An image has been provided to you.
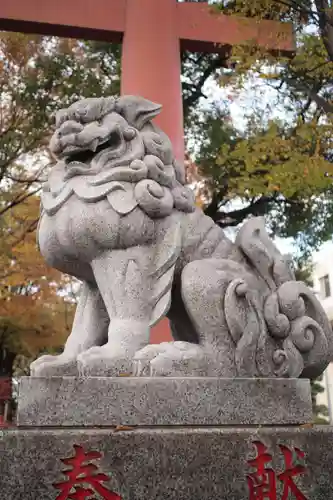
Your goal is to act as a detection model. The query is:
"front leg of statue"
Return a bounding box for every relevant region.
[77,248,153,376]
[30,281,109,376]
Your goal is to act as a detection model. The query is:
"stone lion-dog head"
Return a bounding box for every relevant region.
[46,96,195,218]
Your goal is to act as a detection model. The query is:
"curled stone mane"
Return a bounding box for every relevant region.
[46,95,195,218]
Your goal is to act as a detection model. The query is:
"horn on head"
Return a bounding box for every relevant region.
[115,95,162,130]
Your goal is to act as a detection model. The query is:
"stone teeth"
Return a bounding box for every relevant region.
[90,139,99,152]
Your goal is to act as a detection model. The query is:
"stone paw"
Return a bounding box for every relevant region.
[77,345,134,376]
[30,353,78,377]
[133,341,219,377]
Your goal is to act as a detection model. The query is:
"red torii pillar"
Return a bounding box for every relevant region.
[121,0,184,161]
[0,0,294,343]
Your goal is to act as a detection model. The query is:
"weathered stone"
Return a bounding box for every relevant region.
[29,95,333,379]
[1,426,333,499]
[17,377,312,427]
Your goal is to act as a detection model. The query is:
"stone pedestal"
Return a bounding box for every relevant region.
[2,377,333,499]
[2,426,333,499]
[17,377,312,426]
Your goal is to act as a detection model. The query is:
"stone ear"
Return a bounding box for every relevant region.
[115,95,162,129]
[55,108,68,128]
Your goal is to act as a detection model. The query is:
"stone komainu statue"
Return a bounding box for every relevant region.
[31,95,333,379]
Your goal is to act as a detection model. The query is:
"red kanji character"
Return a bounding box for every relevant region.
[54,445,122,500]
[278,445,308,500]
[247,441,277,500]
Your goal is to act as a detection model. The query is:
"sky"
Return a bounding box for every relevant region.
[312,239,333,264]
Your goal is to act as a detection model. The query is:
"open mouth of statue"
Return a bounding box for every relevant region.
[63,132,124,180]
[66,142,106,165]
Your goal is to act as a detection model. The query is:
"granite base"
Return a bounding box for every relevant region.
[17,376,312,426]
[1,426,333,499]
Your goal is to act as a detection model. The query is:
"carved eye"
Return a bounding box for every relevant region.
[123,127,136,141]
[74,108,88,121]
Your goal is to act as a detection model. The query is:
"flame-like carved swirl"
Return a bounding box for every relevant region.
[264,293,290,339]
[224,278,289,377]
[145,155,175,187]
[142,130,173,165]
[172,186,195,213]
[289,316,320,353]
[272,349,289,377]
[134,179,173,218]
[263,280,333,378]
[224,277,330,378]
[277,282,306,320]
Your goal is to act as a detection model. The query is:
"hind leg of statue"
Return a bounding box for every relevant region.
[134,259,252,377]
[133,280,211,377]
[30,281,109,376]
[77,249,152,376]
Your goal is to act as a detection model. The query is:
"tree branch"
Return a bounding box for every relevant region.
[314,0,333,61]
[308,89,333,113]
[211,196,275,227]
[0,188,41,217]
[183,57,224,113]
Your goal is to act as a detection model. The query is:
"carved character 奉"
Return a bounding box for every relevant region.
[31,96,333,378]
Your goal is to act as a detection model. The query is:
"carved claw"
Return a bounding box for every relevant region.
[134,341,221,377]
[30,354,78,377]
[76,345,134,377]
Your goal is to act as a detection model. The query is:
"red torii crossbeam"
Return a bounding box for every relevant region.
[0,0,294,343]
[0,0,294,162]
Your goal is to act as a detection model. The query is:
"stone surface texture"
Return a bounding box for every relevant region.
[29,95,333,379]
[17,376,312,427]
[1,426,333,499]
